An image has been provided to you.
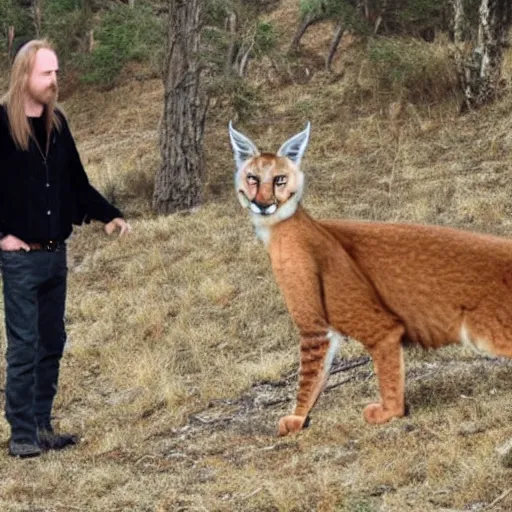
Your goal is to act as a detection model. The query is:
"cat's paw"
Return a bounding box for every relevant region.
[363,403,403,424]
[278,415,306,436]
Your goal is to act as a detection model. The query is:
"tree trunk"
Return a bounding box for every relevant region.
[454,0,512,110]
[224,11,238,74]
[32,0,42,37]
[326,21,344,72]
[452,0,465,44]
[153,0,207,215]
[8,26,15,59]
[237,39,255,77]
[289,11,322,54]
[373,0,388,34]
[356,0,369,21]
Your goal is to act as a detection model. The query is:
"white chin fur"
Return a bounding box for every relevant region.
[249,203,278,216]
[250,192,301,228]
[250,203,262,214]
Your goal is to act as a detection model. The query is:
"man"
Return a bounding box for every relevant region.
[0,39,131,458]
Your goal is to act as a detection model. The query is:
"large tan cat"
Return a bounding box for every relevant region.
[228,121,512,437]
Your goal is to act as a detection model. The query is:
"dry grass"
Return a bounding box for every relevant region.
[2,14,512,512]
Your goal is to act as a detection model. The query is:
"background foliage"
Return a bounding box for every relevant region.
[81,3,164,86]
[0,0,486,87]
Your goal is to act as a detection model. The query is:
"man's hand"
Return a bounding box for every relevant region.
[0,235,30,252]
[104,217,131,237]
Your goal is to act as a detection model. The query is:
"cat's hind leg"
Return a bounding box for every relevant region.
[363,325,406,424]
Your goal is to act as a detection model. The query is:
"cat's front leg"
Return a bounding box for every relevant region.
[278,328,339,436]
[278,415,307,436]
[271,251,334,436]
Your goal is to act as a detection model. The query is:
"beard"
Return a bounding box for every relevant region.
[29,84,58,106]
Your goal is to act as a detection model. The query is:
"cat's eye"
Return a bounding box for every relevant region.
[274,175,287,187]
[247,175,259,185]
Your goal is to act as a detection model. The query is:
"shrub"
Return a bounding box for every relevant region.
[207,74,263,120]
[81,2,164,87]
[254,20,276,55]
[299,0,368,34]
[43,0,91,64]
[364,36,458,103]
[0,0,33,54]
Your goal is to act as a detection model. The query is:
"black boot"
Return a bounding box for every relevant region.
[8,439,42,458]
[37,426,79,451]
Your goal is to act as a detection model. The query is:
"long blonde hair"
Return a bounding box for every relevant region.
[0,39,62,151]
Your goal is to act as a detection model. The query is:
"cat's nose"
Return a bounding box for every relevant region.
[255,182,273,204]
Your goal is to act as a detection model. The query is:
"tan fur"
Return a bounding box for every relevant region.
[229,123,512,436]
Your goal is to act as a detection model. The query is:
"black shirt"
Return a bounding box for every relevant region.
[0,105,123,242]
[28,114,59,238]
[30,115,47,155]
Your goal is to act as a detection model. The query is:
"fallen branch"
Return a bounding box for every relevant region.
[48,503,81,511]
[135,454,158,466]
[190,413,233,425]
[485,488,512,510]
[241,487,262,500]
[259,397,291,407]
[409,370,437,382]
[325,374,359,392]
[260,356,371,389]
[330,356,371,375]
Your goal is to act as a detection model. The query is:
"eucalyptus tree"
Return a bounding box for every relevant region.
[453,0,512,110]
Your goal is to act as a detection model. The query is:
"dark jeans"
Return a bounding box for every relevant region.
[1,247,67,443]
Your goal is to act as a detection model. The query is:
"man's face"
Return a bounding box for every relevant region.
[26,48,59,106]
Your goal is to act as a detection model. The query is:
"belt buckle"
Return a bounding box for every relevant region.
[45,240,57,252]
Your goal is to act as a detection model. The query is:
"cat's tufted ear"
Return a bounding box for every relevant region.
[276,121,310,167]
[228,121,260,170]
